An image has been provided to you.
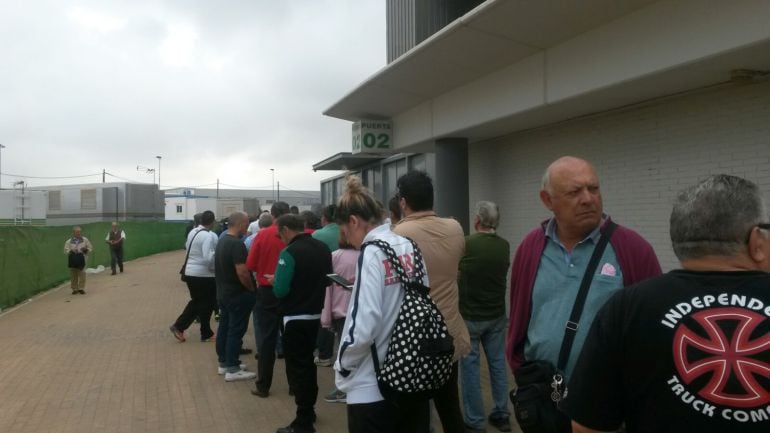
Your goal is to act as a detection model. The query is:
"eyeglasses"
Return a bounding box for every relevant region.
[747,223,770,243]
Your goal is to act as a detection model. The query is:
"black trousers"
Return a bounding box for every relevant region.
[347,393,430,433]
[283,318,320,430]
[316,327,335,360]
[110,247,123,272]
[434,362,464,433]
[255,287,281,393]
[173,276,217,339]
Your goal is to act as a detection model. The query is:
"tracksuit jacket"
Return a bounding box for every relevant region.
[334,223,429,404]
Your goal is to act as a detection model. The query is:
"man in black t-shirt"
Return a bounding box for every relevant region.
[563,174,770,433]
[214,211,257,382]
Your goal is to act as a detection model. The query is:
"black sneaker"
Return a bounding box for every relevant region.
[488,416,511,432]
[251,388,269,398]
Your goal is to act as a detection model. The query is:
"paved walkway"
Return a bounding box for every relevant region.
[0,250,517,433]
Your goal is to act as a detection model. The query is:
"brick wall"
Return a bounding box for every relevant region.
[469,80,770,271]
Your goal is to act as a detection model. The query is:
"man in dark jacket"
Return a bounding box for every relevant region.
[268,214,332,433]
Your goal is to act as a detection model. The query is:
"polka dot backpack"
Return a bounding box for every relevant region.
[362,238,455,396]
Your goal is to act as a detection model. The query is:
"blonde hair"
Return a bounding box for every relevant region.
[336,175,383,226]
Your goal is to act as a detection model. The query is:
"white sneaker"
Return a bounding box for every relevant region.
[224,370,257,382]
[218,364,248,375]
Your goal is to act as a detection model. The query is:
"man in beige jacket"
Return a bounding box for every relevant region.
[64,226,93,295]
[393,170,470,433]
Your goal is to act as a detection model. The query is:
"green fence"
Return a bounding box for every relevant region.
[0,221,187,310]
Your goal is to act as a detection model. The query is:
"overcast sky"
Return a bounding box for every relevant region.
[0,1,385,192]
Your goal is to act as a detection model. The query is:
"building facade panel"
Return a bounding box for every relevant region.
[39,182,163,226]
[319,153,436,207]
[546,0,770,103]
[469,80,770,272]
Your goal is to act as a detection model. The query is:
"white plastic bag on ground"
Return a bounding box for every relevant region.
[85,265,105,274]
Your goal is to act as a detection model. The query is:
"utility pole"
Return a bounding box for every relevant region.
[270,168,275,202]
[217,178,220,198]
[155,156,162,188]
[277,181,280,201]
[0,144,6,189]
[102,169,106,183]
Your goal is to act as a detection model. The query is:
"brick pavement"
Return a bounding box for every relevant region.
[0,250,518,433]
[0,250,347,433]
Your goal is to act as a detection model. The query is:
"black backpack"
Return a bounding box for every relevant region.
[362,238,454,397]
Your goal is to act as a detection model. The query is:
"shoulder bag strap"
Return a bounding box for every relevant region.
[556,220,617,372]
[182,228,207,272]
[402,237,427,284]
[361,238,409,375]
[363,239,410,285]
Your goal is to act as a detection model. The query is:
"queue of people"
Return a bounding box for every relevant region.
[161,156,769,433]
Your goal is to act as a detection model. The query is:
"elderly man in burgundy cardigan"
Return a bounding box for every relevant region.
[506,156,662,383]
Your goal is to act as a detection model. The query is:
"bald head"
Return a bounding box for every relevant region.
[542,156,597,194]
[227,211,249,236]
[229,211,248,227]
[540,156,604,248]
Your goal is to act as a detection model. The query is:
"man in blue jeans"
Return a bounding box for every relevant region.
[458,201,512,432]
[215,211,257,381]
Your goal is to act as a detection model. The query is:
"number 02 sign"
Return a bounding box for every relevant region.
[352,120,392,154]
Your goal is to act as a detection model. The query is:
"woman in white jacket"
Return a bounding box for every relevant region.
[334,176,430,433]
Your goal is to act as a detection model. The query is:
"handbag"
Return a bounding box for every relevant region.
[180,228,207,282]
[68,251,86,270]
[510,221,617,433]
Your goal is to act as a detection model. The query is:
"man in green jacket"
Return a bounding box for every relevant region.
[270,214,333,433]
[459,201,512,433]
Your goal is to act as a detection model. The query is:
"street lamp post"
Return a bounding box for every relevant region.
[156,156,162,188]
[0,144,5,189]
[270,168,275,202]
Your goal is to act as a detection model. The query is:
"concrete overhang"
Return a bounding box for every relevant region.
[324,0,658,121]
[312,152,386,171]
[324,0,770,151]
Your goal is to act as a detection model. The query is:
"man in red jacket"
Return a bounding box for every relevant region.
[247,201,290,397]
[507,156,662,386]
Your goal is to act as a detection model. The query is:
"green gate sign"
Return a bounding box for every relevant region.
[352,120,392,154]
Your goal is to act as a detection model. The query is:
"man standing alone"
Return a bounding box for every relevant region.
[459,201,512,433]
[105,222,125,275]
[64,226,92,295]
[215,211,257,381]
[270,214,332,433]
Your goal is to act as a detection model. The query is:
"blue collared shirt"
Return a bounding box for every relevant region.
[524,217,624,380]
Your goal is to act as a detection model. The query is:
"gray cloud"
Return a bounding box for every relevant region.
[0,0,384,190]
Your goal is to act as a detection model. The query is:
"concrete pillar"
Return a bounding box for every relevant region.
[434,138,469,234]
